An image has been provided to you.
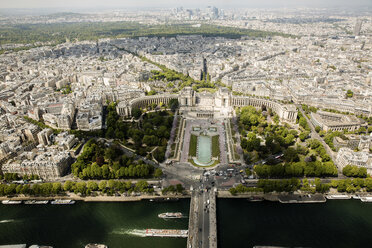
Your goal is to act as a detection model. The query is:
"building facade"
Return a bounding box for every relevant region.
[310,111,364,132]
[116,87,298,123]
[2,150,72,180]
[336,147,372,173]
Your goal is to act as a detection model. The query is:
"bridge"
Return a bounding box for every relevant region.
[187,183,217,248]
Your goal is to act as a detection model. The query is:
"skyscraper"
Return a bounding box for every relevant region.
[206,6,219,20]
[354,20,363,36]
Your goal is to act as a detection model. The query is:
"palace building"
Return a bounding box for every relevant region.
[116,87,298,123]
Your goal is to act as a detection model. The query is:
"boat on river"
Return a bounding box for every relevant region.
[246,196,264,202]
[50,199,75,205]
[158,212,183,219]
[326,194,351,200]
[24,200,49,205]
[149,197,179,202]
[145,229,188,237]
[2,200,22,205]
[85,244,108,248]
[360,197,372,202]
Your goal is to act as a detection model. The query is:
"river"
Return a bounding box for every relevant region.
[2,198,372,248]
[217,198,372,248]
[0,199,189,248]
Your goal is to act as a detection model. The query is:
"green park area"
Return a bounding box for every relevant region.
[0,21,292,48]
[212,135,220,157]
[189,134,198,157]
[105,102,174,162]
[71,138,162,180]
[236,105,338,178]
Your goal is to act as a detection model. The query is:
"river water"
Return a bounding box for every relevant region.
[217,198,372,248]
[0,199,189,248]
[2,198,372,248]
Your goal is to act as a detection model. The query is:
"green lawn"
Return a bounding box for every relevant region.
[189,134,198,157]
[212,135,220,157]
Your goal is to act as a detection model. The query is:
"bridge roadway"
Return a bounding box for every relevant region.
[187,179,217,248]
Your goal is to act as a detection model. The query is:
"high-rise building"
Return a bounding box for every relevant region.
[354,20,363,36]
[206,6,219,20]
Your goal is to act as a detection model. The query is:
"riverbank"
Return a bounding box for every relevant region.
[0,193,190,202]
[217,191,372,203]
[3,191,372,203]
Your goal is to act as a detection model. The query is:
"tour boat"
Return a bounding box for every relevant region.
[2,200,22,205]
[360,197,372,202]
[325,194,351,200]
[158,212,183,219]
[24,200,49,205]
[50,199,75,205]
[85,244,108,248]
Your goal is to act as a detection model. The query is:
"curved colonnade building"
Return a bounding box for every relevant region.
[116,87,297,123]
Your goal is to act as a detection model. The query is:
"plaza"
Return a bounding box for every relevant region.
[178,119,228,169]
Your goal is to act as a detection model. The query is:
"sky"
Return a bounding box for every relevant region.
[0,0,371,9]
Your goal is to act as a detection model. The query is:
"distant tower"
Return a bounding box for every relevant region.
[219,9,225,19]
[206,6,219,20]
[354,20,363,36]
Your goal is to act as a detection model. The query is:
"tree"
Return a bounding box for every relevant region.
[357,127,366,134]
[87,181,98,191]
[96,156,104,166]
[135,180,149,192]
[132,108,142,119]
[153,146,166,162]
[99,180,107,191]
[346,90,353,98]
[105,127,115,139]
[63,181,75,192]
[176,184,184,193]
[108,179,117,189]
[299,118,308,129]
[284,147,299,162]
[365,178,372,191]
[154,168,163,178]
[299,131,310,141]
[315,126,321,133]
[101,164,110,179]
[52,183,62,194]
[75,182,87,195]
[168,99,179,112]
[104,146,121,161]
[147,90,156,96]
[368,126,372,134]
[342,165,367,178]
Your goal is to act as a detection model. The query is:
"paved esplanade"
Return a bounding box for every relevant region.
[187,176,217,248]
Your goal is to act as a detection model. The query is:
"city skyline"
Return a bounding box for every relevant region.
[0,0,371,10]
[0,4,371,248]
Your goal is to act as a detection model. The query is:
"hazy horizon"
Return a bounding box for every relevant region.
[0,0,371,10]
